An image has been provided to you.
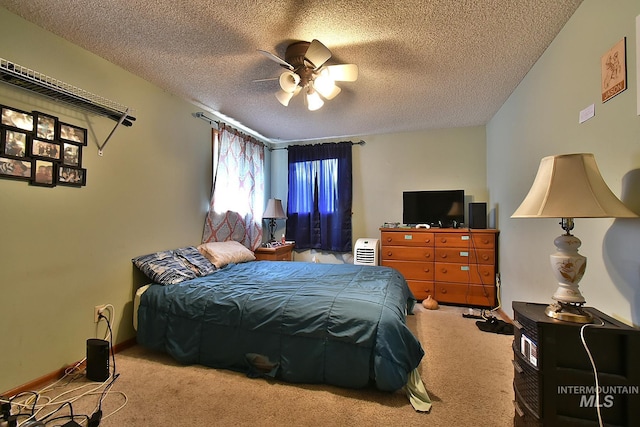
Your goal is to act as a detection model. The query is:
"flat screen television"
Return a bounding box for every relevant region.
[403,190,465,227]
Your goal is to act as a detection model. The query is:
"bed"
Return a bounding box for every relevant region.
[132,242,431,410]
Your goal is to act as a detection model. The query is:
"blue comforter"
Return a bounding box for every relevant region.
[137,261,424,392]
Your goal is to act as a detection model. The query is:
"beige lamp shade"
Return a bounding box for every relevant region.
[512,153,637,219]
[263,198,287,219]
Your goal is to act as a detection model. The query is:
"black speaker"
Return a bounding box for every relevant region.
[86,338,110,381]
[469,202,487,229]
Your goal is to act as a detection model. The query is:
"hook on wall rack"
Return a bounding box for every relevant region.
[0,57,136,155]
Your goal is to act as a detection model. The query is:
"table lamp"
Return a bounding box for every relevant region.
[512,153,637,323]
[263,198,287,242]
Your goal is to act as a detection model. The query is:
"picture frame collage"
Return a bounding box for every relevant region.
[0,105,87,187]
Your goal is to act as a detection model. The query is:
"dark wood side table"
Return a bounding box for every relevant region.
[512,301,640,426]
[254,242,295,261]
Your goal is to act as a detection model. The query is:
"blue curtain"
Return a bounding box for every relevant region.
[285,142,352,252]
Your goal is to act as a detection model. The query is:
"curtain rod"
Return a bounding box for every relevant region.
[194,112,365,151]
[194,111,270,145]
[269,140,366,151]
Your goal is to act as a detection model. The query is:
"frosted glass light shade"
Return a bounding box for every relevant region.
[306,90,324,111]
[313,69,341,100]
[275,90,295,106]
[279,71,300,93]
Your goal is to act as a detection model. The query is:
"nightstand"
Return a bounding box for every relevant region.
[512,301,640,426]
[254,242,295,261]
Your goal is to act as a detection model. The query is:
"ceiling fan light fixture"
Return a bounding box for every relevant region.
[305,89,324,111]
[279,71,300,93]
[314,80,341,100]
[313,70,340,100]
[276,89,295,106]
[327,64,359,82]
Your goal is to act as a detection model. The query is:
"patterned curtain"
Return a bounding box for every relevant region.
[202,124,265,250]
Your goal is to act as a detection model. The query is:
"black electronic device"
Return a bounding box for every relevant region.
[468,202,487,229]
[402,189,464,227]
[86,338,110,382]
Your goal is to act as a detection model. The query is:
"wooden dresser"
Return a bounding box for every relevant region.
[380,227,498,307]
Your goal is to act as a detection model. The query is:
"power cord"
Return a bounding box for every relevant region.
[3,308,123,427]
[580,316,606,427]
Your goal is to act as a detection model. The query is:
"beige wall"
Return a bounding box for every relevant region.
[0,9,214,391]
[487,0,640,324]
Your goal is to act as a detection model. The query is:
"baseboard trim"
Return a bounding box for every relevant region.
[496,307,513,323]
[1,337,137,397]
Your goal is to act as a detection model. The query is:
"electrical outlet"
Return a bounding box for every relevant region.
[94,305,107,323]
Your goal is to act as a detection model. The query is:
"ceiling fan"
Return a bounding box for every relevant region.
[258,39,358,111]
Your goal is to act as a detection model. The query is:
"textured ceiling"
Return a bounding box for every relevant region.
[0,0,582,143]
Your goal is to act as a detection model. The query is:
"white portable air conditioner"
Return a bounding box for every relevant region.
[354,238,380,266]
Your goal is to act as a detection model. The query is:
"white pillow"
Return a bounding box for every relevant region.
[197,241,256,268]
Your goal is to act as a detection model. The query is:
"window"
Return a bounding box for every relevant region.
[285,142,352,252]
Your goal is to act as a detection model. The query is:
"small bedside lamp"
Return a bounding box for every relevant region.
[263,198,287,242]
[512,153,637,323]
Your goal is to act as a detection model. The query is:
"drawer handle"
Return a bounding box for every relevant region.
[425,238,431,243]
[440,254,447,259]
[386,238,392,242]
[387,251,393,256]
[441,268,447,273]
[424,253,431,259]
[481,254,489,261]
[424,268,430,273]
[441,289,447,294]
[512,359,523,374]
[440,238,447,243]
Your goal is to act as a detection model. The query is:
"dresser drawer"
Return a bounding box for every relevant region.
[470,233,496,249]
[434,282,495,306]
[435,233,471,248]
[435,263,494,284]
[435,248,495,265]
[382,260,434,280]
[381,231,434,247]
[406,280,434,301]
[382,246,434,262]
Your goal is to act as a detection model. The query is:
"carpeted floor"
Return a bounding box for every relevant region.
[11,305,515,426]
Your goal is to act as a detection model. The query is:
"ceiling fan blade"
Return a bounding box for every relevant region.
[305,39,332,69]
[252,77,279,83]
[257,49,294,70]
[327,64,359,82]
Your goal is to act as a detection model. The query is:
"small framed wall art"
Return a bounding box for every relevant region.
[1,105,33,132]
[601,37,626,103]
[1,128,29,158]
[0,156,31,181]
[59,122,87,145]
